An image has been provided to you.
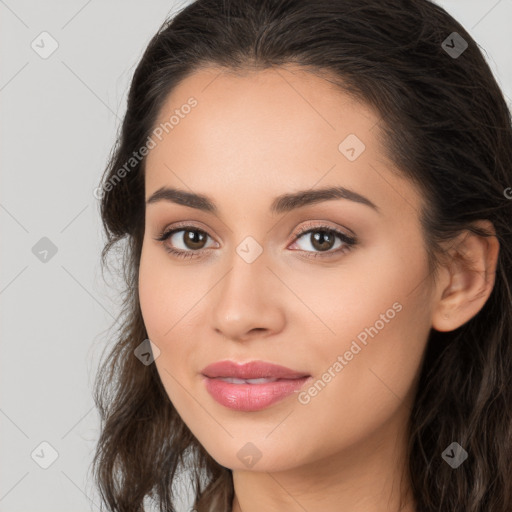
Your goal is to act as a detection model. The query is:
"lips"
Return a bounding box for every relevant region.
[200,360,310,380]
[200,360,312,411]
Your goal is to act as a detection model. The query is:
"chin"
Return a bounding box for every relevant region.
[195,434,311,473]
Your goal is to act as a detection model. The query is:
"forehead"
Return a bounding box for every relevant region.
[150,64,379,144]
[144,65,422,220]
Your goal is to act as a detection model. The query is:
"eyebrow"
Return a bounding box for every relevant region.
[146,185,379,215]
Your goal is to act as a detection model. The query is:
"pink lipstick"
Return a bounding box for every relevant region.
[201,360,312,412]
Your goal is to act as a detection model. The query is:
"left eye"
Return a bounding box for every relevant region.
[289,227,357,257]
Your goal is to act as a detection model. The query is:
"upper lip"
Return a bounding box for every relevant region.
[201,360,310,379]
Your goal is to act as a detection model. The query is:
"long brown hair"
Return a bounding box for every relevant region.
[91,1,512,510]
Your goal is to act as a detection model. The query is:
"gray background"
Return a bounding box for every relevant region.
[1,1,511,511]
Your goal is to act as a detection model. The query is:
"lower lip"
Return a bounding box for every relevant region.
[202,376,312,412]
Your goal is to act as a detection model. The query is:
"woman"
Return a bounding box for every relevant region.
[91,1,512,510]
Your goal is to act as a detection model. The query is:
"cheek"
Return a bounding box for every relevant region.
[138,249,194,408]
[138,243,212,378]
[299,230,430,352]
[138,243,199,339]
[296,233,432,435]
[138,252,166,338]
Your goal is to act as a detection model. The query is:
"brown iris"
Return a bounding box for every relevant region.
[309,230,336,251]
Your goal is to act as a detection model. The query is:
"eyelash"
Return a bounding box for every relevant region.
[154,222,357,260]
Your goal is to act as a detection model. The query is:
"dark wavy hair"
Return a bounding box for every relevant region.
[90,0,512,510]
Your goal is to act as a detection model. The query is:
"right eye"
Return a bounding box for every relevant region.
[154,225,218,259]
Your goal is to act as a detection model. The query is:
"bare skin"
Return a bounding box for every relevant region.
[138,64,499,512]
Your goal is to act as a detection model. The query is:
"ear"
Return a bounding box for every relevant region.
[431,220,500,332]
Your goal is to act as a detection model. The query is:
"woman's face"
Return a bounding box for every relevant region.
[139,65,437,472]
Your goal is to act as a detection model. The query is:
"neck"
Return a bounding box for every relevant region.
[230,406,416,512]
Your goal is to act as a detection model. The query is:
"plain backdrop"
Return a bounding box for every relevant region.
[1,1,511,511]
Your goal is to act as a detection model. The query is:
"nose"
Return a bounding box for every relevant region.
[211,250,286,342]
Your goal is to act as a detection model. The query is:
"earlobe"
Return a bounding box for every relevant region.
[431,220,499,332]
